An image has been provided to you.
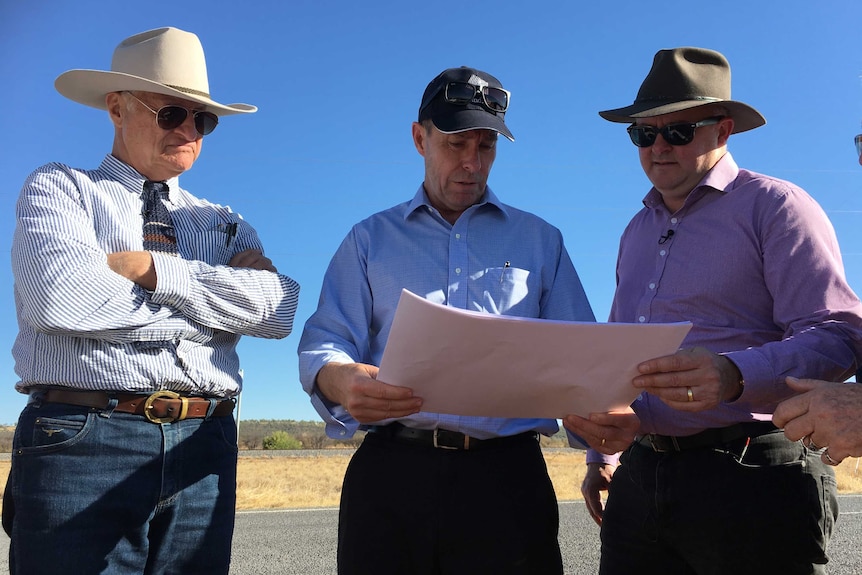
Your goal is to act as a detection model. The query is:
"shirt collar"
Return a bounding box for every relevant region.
[100,154,181,201]
[643,152,740,211]
[405,184,509,220]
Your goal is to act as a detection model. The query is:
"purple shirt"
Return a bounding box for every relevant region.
[590,153,862,463]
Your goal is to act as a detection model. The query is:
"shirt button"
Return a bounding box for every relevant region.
[455,268,461,274]
[638,316,646,323]
[659,250,667,256]
[649,283,656,290]
[455,233,461,239]
[671,217,678,224]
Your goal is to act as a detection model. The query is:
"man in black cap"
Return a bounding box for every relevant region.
[584,47,862,574]
[298,66,639,574]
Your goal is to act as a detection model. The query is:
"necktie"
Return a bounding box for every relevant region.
[141,181,179,255]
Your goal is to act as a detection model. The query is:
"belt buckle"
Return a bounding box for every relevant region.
[432,428,469,450]
[646,434,668,453]
[143,390,188,423]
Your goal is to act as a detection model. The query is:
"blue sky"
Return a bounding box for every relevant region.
[2,1,861,427]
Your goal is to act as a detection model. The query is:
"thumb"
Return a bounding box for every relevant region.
[784,376,823,393]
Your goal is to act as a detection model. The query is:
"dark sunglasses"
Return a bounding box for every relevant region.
[627,116,725,147]
[855,134,862,158]
[422,81,511,115]
[125,92,219,136]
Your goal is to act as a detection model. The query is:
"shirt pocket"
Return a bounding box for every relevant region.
[182,230,235,266]
[468,266,533,315]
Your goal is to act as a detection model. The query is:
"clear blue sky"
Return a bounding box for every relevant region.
[2,1,861,426]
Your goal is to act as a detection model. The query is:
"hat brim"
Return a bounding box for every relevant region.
[599,99,765,134]
[55,69,256,116]
[432,107,514,142]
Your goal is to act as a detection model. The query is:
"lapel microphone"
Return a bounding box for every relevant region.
[658,229,675,244]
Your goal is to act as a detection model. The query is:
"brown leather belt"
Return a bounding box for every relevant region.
[41,389,235,424]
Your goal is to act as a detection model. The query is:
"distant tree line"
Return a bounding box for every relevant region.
[0,420,572,453]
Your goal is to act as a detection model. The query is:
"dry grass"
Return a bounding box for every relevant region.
[1,451,861,512]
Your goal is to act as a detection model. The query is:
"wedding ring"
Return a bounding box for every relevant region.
[600,437,606,447]
[686,387,694,402]
[824,449,840,466]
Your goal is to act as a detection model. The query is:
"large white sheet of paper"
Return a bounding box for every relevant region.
[377,289,692,419]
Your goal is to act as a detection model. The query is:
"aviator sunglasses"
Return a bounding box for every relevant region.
[627,116,725,147]
[422,82,511,114]
[125,92,219,136]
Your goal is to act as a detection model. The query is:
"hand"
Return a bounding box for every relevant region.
[562,409,640,455]
[633,347,743,412]
[315,362,423,424]
[581,463,616,526]
[229,249,277,272]
[773,377,862,466]
[107,251,157,290]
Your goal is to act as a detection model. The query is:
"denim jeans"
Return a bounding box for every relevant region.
[3,400,238,574]
[599,430,838,575]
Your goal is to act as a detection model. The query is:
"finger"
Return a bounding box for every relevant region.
[772,396,810,429]
[822,449,843,467]
[637,349,700,376]
[582,492,603,526]
[779,417,813,443]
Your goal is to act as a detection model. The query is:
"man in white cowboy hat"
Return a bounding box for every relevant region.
[582,47,862,574]
[5,27,299,574]
[298,66,639,574]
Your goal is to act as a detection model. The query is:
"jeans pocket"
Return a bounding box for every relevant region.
[17,413,93,455]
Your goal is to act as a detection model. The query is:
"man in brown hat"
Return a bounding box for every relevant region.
[582,47,862,573]
[5,27,299,574]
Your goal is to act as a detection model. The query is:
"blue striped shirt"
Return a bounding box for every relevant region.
[298,186,594,439]
[12,154,300,397]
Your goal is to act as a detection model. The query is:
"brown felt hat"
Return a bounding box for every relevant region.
[599,47,765,134]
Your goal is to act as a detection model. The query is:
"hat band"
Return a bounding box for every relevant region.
[165,84,211,99]
[635,95,723,105]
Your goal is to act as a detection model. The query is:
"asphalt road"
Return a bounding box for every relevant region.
[1,496,860,573]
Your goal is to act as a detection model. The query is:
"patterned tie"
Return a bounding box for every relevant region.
[141,180,179,255]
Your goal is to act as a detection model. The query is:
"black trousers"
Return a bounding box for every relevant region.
[600,430,838,575]
[337,431,563,575]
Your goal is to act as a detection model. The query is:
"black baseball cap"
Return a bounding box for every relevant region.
[418,66,514,141]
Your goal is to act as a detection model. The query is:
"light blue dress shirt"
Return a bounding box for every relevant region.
[298,185,594,439]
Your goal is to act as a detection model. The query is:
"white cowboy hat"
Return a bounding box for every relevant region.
[55,27,256,116]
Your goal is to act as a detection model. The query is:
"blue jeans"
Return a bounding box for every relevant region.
[3,400,238,574]
[599,430,838,575]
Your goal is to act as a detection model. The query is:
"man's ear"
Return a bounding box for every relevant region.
[105,92,124,128]
[412,122,426,157]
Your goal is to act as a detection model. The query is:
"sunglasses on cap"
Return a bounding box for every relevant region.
[125,92,219,136]
[855,134,862,158]
[627,116,725,148]
[423,82,511,115]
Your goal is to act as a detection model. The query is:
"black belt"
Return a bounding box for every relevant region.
[367,422,538,451]
[637,421,778,453]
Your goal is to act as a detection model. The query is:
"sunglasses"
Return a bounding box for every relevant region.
[422,82,511,115]
[627,116,725,147]
[855,134,862,158]
[125,92,219,136]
